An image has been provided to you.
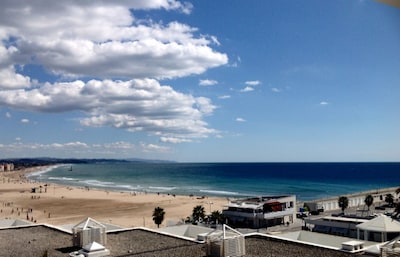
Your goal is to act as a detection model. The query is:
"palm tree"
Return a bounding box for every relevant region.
[192,205,205,224]
[385,194,394,207]
[209,210,225,225]
[152,207,165,228]
[364,194,374,212]
[392,202,400,220]
[338,196,349,214]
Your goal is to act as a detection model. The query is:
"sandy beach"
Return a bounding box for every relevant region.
[0,166,230,229]
[1,166,398,230]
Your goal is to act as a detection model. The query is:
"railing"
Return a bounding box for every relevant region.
[222,211,261,219]
[223,208,295,219]
[263,208,295,219]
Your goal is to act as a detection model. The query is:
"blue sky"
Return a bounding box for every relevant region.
[0,0,399,162]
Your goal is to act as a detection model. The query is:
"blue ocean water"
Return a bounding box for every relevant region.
[27,162,400,201]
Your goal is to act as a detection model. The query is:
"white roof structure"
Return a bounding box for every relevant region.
[0,218,32,228]
[73,217,106,230]
[72,217,107,247]
[78,241,110,257]
[356,215,400,232]
[82,241,106,252]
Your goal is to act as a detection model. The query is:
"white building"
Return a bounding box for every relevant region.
[1,163,14,171]
[305,214,400,243]
[222,195,296,229]
[356,214,400,242]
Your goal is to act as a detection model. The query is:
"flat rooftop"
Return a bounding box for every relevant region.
[0,224,365,257]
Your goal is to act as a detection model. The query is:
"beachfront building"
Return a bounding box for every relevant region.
[311,187,398,212]
[356,214,400,242]
[304,215,369,238]
[222,195,296,229]
[305,214,400,243]
[0,163,14,172]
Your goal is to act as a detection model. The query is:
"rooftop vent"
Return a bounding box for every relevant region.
[206,225,245,257]
[72,217,107,247]
[341,240,364,253]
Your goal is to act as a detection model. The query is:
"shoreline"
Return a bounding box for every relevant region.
[0,166,230,229]
[1,166,398,229]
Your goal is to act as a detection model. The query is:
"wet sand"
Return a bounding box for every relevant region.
[0,166,230,228]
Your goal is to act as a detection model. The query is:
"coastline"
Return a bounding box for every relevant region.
[1,166,398,230]
[0,166,229,229]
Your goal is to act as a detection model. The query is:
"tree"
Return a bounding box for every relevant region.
[192,205,205,224]
[338,196,349,214]
[385,194,394,207]
[209,210,225,225]
[396,188,400,197]
[152,207,165,228]
[364,194,374,211]
[392,202,400,220]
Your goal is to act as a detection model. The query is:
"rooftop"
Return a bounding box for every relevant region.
[0,222,372,257]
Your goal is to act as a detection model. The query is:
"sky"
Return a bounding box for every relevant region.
[0,0,399,162]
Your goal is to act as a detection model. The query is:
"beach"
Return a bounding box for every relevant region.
[1,166,398,230]
[0,166,230,229]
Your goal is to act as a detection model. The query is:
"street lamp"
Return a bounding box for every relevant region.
[208,201,213,213]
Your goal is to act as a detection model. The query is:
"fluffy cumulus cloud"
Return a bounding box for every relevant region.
[0,1,226,80]
[0,78,217,140]
[0,0,227,144]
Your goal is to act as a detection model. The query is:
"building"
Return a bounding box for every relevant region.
[1,163,14,172]
[0,219,365,257]
[305,214,400,243]
[306,187,399,212]
[222,195,296,229]
[305,215,370,238]
[356,215,400,242]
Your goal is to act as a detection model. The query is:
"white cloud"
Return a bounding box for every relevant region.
[20,118,29,123]
[141,142,170,152]
[6,112,11,118]
[240,86,254,92]
[0,66,31,89]
[101,141,134,149]
[64,141,89,148]
[0,1,227,80]
[320,101,329,105]
[218,95,231,99]
[245,80,261,86]
[271,87,281,93]
[160,137,192,143]
[236,117,246,122]
[0,79,218,141]
[210,35,221,46]
[0,140,141,157]
[0,1,229,147]
[199,79,218,86]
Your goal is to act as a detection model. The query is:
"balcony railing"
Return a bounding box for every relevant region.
[263,208,295,219]
[223,208,295,219]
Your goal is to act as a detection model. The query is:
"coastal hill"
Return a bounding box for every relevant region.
[0,157,175,169]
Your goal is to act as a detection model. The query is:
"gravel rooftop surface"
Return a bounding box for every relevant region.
[0,225,361,257]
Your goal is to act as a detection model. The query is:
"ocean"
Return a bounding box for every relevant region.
[27,162,400,201]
